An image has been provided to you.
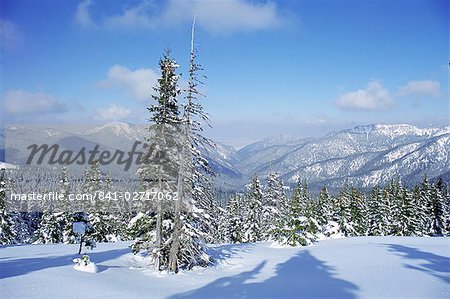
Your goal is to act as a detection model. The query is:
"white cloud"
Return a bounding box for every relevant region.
[2,90,68,115]
[74,0,95,29]
[160,0,282,34]
[398,80,440,97]
[96,104,131,121]
[75,0,284,34]
[99,65,159,100]
[0,19,24,50]
[335,81,393,111]
[103,1,156,30]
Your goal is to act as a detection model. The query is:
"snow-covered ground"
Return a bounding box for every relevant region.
[1,237,449,298]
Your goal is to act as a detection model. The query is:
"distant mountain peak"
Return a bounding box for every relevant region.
[338,123,448,138]
[84,122,143,140]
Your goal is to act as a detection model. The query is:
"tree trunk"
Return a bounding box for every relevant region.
[155,171,162,270]
[168,206,181,273]
[169,127,189,273]
[168,172,183,273]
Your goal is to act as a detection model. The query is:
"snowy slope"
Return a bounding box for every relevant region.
[1,237,449,298]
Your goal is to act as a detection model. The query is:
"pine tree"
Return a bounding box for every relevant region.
[411,185,427,236]
[243,176,263,242]
[261,171,284,240]
[419,176,433,235]
[34,166,72,244]
[396,188,420,236]
[226,194,243,243]
[367,186,385,236]
[333,183,355,237]
[380,181,397,235]
[315,186,340,237]
[316,186,333,226]
[349,187,367,236]
[275,179,317,246]
[129,211,157,253]
[136,29,214,272]
[148,48,181,125]
[33,212,66,244]
[429,178,447,236]
[214,204,228,243]
[389,179,404,235]
[84,161,122,243]
[59,166,75,242]
[443,182,450,236]
[0,171,16,244]
[140,48,182,271]
[167,20,215,272]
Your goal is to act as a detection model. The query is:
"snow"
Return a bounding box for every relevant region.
[84,122,144,141]
[73,257,98,274]
[342,123,449,139]
[1,237,449,298]
[0,162,18,170]
[73,262,98,273]
[128,212,145,227]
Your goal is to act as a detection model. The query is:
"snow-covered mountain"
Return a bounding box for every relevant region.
[234,124,450,190]
[2,123,449,190]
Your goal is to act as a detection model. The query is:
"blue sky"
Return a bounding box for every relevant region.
[1,0,448,147]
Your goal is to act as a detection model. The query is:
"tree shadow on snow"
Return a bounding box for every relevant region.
[168,250,359,299]
[383,244,450,284]
[0,248,129,279]
[207,243,256,266]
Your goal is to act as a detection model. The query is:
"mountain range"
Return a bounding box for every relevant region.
[2,122,449,192]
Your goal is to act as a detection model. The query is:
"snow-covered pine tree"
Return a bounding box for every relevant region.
[367,186,385,236]
[225,194,243,243]
[333,183,355,237]
[380,180,397,235]
[167,20,216,272]
[300,188,320,240]
[84,161,122,243]
[33,212,66,244]
[104,173,112,190]
[59,165,75,242]
[261,171,284,240]
[388,179,404,235]
[418,176,433,235]
[315,186,341,237]
[442,181,450,236]
[104,173,129,241]
[211,203,227,244]
[0,171,16,244]
[136,48,182,271]
[243,176,263,243]
[34,166,71,244]
[129,211,157,253]
[86,160,102,198]
[316,186,333,226]
[3,172,31,243]
[349,186,367,236]
[396,187,420,236]
[275,179,317,246]
[411,185,427,236]
[428,178,447,236]
[63,162,98,249]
